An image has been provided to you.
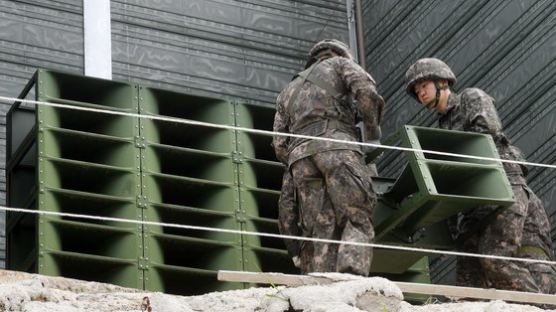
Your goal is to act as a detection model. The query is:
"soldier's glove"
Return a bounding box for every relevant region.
[292,256,301,268]
[363,139,383,164]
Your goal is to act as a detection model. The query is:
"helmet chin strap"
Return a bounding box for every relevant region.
[425,81,442,109]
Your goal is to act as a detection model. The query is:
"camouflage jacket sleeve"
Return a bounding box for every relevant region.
[272,89,290,164]
[460,88,504,138]
[277,171,300,258]
[336,58,385,141]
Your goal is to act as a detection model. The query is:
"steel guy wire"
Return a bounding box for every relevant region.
[1,95,555,170]
[2,205,556,266]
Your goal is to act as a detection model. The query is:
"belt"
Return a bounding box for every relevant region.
[293,119,356,137]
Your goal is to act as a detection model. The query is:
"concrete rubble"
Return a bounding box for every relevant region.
[0,270,553,312]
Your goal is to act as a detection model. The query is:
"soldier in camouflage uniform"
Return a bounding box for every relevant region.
[405,57,556,293]
[273,39,384,276]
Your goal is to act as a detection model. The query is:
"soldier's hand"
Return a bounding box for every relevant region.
[363,139,383,163]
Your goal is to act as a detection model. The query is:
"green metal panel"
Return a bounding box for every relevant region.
[138,87,245,294]
[6,75,40,273]
[5,69,145,288]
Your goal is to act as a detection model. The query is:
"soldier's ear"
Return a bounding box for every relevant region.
[437,79,450,89]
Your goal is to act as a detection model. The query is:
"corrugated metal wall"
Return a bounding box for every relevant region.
[0,0,83,268]
[110,0,349,106]
[363,0,556,284]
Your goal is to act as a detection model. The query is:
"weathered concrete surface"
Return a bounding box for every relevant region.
[0,270,553,312]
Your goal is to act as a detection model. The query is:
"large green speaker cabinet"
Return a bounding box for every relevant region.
[371,125,514,280]
[7,69,514,295]
[7,69,296,294]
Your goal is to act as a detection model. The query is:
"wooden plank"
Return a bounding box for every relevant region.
[217,270,556,306]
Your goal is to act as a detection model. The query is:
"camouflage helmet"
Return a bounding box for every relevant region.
[309,39,353,60]
[405,58,456,98]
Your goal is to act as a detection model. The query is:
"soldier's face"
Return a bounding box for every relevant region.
[414,80,437,108]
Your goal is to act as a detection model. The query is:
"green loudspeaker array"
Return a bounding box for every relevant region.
[138,87,245,295]
[234,103,298,274]
[7,70,143,288]
[10,70,514,295]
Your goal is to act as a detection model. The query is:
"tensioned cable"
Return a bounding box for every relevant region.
[2,205,556,266]
[1,95,555,170]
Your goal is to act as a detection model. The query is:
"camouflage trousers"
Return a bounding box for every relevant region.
[290,149,376,276]
[456,184,556,293]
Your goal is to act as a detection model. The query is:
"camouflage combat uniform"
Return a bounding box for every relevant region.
[439,88,556,293]
[273,49,384,276]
